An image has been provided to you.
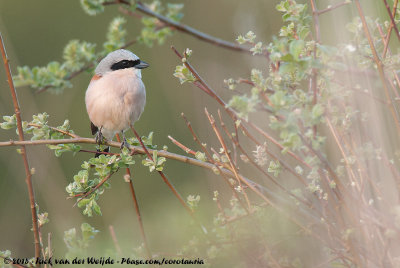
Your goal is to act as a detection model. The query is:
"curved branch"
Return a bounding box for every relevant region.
[105,0,259,55]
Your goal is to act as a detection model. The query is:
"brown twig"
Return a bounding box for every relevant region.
[204,108,252,211]
[180,113,251,214]
[108,225,123,256]
[115,134,152,259]
[354,0,400,134]
[129,125,195,216]
[382,0,399,58]
[171,46,310,171]
[316,1,351,15]
[168,135,196,155]
[0,136,267,187]
[0,33,41,259]
[125,171,152,258]
[47,233,52,268]
[106,0,258,55]
[216,110,316,211]
[74,170,118,207]
[382,0,400,44]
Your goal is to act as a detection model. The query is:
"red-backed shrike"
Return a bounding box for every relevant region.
[85,49,149,152]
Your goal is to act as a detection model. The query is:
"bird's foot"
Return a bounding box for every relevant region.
[95,129,105,145]
[120,137,131,150]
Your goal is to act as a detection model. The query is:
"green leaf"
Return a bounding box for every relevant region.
[104,17,127,52]
[173,64,196,84]
[289,39,305,60]
[195,151,207,162]
[80,0,105,16]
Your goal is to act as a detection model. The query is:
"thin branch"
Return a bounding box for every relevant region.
[129,126,196,216]
[109,1,257,55]
[310,0,320,137]
[115,134,151,259]
[216,110,315,210]
[0,33,41,259]
[171,46,310,170]
[382,0,400,43]
[316,1,351,15]
[204,108,252,211]
[180,113,251,214]
[383,0,399,58]
[168,135,196,155]
[74,170,118,207]
[108,225,123,256]
[125,170,152,258]
[354,0,400,134]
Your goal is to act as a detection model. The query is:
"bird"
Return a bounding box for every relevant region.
[85,49,149,155]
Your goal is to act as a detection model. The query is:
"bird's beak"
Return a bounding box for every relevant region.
[135,60,149,69]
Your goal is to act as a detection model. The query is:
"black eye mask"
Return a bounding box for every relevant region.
[111,59,141,71]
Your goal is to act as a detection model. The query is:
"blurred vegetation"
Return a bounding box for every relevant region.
[1,0,400,267]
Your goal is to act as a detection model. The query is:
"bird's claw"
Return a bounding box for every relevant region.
[95,130,104,145]
[120,137,130,150]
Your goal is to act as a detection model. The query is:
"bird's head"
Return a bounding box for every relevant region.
[95,49,149,77]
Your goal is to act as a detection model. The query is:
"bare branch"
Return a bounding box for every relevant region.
[107,0,260,55]
[115,134,151,258]
[382,0,399,58]
[354,0,400,134]
[0,33,41,259]
[316,1,351,15]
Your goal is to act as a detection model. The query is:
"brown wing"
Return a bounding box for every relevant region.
[90,122,98,135]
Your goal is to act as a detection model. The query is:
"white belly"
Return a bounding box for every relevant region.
[85,69,146,140]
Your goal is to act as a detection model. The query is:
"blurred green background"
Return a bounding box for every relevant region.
[0,0,389,263]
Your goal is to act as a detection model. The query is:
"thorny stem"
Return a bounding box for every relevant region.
[0,33,41,260]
